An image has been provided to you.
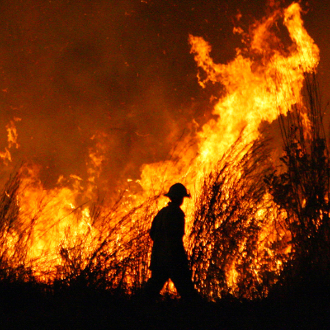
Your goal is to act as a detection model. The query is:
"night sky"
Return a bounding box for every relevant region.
[0,0,329,192]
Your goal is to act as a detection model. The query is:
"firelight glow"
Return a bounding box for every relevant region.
[0,2,321,297]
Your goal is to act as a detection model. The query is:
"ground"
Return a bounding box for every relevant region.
[1,283,330,330]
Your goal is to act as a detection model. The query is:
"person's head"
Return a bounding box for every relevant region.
[164,183,190,206]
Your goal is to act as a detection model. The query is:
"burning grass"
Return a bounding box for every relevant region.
[0,169,156,293]
[190,136,289,300]
[0,137,284,300]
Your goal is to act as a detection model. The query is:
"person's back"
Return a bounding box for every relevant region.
[150,201,186,271]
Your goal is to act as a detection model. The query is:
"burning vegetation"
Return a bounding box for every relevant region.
[0,2,329,306]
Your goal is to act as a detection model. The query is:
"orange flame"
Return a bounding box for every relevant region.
[0,118,21,165]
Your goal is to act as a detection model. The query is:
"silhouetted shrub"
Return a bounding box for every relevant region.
[265,72,330,289]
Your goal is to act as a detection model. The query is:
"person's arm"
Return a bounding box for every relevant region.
[150,210,163,241]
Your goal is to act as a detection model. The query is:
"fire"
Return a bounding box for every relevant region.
[0,3,321,298]
[0,118,21,165]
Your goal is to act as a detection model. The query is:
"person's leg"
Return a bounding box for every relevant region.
[170,265,197,300]
[145,268,169,300]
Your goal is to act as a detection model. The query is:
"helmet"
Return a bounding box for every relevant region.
[164,183,190,199]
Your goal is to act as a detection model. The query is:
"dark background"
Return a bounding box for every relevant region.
[0,0,328,192]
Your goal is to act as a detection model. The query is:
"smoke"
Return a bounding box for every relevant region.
[0,0,328,194]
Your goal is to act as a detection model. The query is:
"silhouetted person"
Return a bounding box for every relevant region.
[145,183,197,300]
